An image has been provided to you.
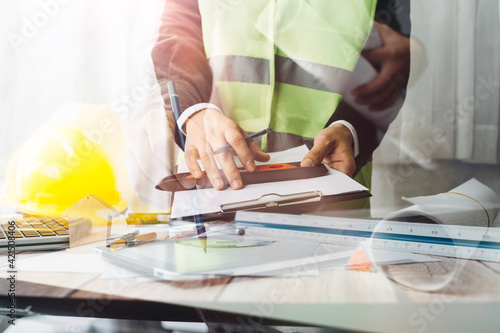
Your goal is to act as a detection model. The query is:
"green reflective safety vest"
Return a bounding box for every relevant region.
[198,0,376,204]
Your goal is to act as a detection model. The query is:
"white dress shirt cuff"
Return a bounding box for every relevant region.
[176,103,223,135]
[329,120,360,157]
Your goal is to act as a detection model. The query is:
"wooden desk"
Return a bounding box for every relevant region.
[2,252,500,332]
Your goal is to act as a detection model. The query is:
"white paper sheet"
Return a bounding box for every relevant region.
[172,146,368,218]
[387,178,500,227]
[0,250,140,279]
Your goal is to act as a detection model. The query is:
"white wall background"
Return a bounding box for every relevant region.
[0,0,165,211]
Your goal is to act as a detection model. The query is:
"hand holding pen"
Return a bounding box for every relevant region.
[213,128,272,155]
[166,81,270,190]
[183,108,271,190]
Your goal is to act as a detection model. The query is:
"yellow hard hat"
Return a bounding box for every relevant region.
[5,124,127,217]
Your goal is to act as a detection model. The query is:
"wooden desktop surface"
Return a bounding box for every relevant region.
[2,251,500,332]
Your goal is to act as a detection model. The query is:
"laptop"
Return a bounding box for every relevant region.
[0,215,69,252]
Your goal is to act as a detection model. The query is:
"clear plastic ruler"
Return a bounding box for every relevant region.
[235,211,500,262]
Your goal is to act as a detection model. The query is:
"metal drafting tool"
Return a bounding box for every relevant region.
[235,211,500,262]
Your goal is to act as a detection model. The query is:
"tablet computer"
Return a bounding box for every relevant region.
[96,234,334,280]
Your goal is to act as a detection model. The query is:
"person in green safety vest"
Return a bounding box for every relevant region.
[144,0,410,210]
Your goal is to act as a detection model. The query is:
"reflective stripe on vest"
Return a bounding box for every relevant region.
[209,55,352,94]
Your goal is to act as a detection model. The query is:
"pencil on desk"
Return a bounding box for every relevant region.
[169,220,207,252]
[167,81,186,151]
[169,220,244,240]
[195,216,207,253]
[169,225,206,239]
[167,80,207,253]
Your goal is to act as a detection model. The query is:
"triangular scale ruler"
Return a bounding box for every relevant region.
[235,211,500,262]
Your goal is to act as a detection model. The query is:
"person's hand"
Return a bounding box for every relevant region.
[184,108,270,190]
[300,124,356,177]
[351,21,410,111]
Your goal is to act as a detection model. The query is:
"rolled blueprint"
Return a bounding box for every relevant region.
[385,178,500,227]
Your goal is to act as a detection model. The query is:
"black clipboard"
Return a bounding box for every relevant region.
[159,161,371,221]
[172,189,371,222]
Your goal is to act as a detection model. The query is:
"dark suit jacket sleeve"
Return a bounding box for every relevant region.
[151,0,211,114]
